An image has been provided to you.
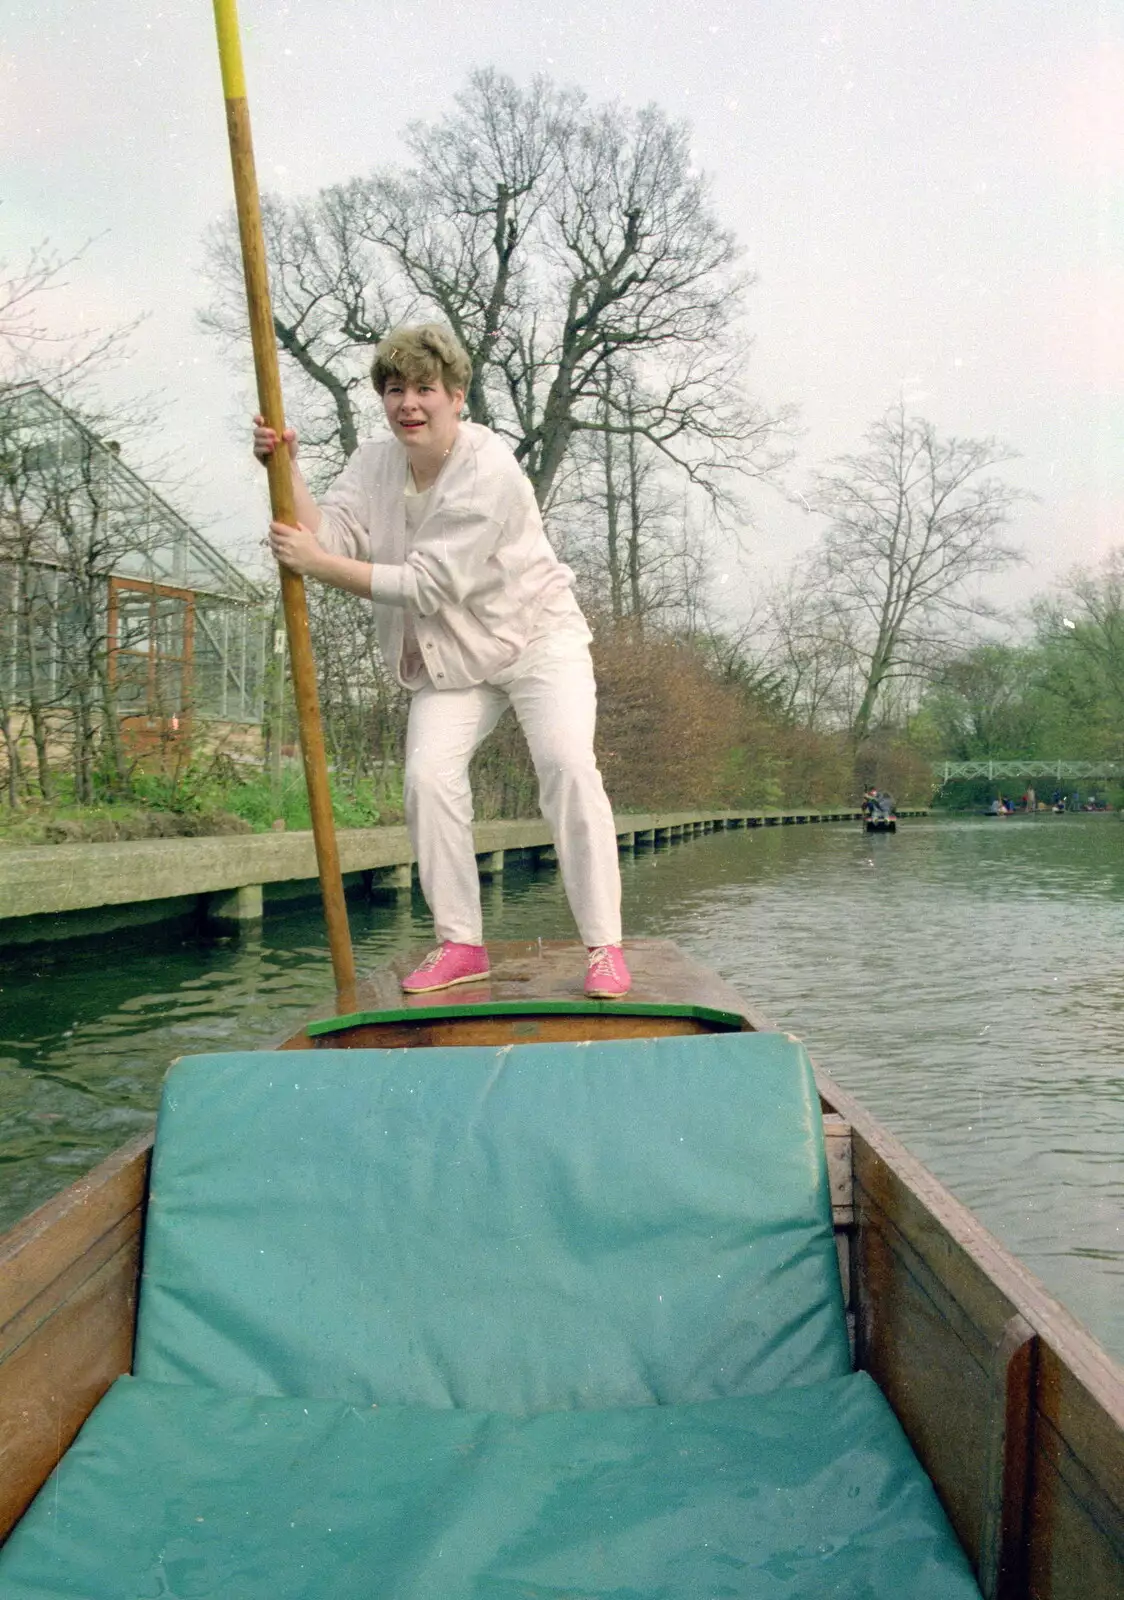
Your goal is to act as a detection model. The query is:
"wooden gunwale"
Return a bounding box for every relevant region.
[1,939,1122,1598]
[818,1066,1124,1599]
[0,1131,152,1539]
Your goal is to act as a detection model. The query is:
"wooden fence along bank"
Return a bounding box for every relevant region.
[0,808,928,951]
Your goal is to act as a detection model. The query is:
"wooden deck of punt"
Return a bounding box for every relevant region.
[1,938,1122,1598]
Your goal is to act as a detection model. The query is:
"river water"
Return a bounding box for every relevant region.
[2,813,1122,1360]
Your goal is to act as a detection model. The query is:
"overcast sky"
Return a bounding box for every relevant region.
[4,0,1123,614]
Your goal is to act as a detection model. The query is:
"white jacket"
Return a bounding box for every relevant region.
[315,422,585,690]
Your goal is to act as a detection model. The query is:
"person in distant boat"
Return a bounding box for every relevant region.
[253,322,630,1000]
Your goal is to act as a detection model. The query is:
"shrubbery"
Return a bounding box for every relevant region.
[1,620,937,845]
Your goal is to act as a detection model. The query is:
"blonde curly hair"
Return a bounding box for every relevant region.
[370,323,472,398]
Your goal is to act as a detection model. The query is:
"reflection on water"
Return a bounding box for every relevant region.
[1,813,1122,1360]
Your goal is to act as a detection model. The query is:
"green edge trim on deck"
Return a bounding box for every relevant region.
[306,1000,748,1037]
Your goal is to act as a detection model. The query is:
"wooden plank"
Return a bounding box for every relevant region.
[269,939,770,1048]
[978,1314,1036,1600]
[817,1070,1124,1399]
[308,1013,719,1050]
[1027,1346,1124,1599]
[1036,1343,1124,1518]
[1029,1445,1122,1600]
[854,1140,1015,1359]
[0,1205,140,1370]
[0,1132,151,1540]
[855,1187,999,1564]
[0,1131,151,1332]
[822,1115,854,1336]
[817,1067,1124,1597]
[822,1114,853,1225]
[850,1142,1124,1591]
[0,1238,141,1541]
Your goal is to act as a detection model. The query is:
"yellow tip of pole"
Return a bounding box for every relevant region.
[213,0,248,99]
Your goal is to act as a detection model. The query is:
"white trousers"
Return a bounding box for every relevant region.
[404,628,622,948]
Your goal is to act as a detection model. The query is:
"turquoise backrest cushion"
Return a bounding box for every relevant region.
[134,1033,849,1412]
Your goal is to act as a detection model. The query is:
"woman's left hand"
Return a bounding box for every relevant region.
[268,519,323,576]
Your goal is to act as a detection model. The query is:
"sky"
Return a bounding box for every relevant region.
[3,0,1124,616]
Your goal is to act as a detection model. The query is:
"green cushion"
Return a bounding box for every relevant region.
[134,1034,850,1410]
[0,1373,982,1599]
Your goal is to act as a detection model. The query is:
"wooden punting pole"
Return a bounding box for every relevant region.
[212,0,356,1005]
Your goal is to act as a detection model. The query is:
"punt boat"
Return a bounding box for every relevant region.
[865,812,898,833]
[1,938,1121,1597]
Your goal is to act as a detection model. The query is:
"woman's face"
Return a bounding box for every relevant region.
[382,375,465,455]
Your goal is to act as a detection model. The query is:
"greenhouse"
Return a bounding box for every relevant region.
[0,383,267,737]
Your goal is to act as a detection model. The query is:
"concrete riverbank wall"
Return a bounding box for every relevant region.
[0,806,928,950]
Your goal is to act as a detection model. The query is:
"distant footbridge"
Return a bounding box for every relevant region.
[934,760,1122,786]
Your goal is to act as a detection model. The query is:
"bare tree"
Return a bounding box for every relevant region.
[0,226,145,389]
[198,69,574,475]
[0,384,197,804]
[305,583,411,798]
[755,563,864,730]
[564,364,699,625]
[0,234,172,804]
[0,424,62,798]
[507,97,789,508]
[363,70,580,435]
[807,404,1027,742]
[200,72,792,511]
[682,609,789,716]
[200,191,404,479]
[0,239,74,356]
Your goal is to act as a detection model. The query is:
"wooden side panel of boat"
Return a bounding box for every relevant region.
[819,1069,1124,1599]
[0,1131,151,1539]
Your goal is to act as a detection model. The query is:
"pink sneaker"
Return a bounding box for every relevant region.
[401,942,490,994]
[584,944,631,999]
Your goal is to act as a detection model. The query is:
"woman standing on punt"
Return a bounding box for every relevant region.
[254,322,630,999]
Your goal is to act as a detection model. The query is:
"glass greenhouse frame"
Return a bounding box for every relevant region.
[0,383,267,728]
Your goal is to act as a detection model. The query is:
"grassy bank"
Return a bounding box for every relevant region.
[0,767,398,848]
[1,623,940,846]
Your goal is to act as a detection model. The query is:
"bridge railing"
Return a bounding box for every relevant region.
[934,760,1122,784]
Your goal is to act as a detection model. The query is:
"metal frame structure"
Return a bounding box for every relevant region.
[934,759,1122,785]
[0,383,266,726]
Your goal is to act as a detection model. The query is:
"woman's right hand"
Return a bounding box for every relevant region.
[252,415,298,464]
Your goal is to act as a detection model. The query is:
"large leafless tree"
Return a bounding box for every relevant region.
[806,404,1026,742]
[201,70,791,515]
